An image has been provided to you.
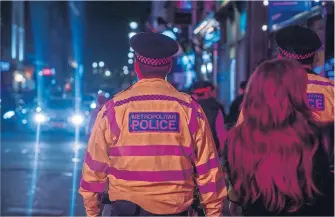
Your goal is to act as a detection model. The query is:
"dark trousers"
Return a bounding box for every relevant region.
[104,200,189,216]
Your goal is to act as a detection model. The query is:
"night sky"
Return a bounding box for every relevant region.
[1,1,151,87]
[85,1,151,71]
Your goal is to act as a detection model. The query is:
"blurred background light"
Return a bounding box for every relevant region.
[128,32,136,39]
[15,73,25,82]
[104,92,110,98]
[206,62,213,73]
[262,25,268,31]
[129,21,138,29]
[201,65,207,74]
[128,52,134,58]
[162,30,177,40]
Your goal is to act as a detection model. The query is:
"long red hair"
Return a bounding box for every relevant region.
[226,59,321,213]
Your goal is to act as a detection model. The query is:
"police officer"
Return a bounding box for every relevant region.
[79,32,226,217]
[237,26,334,125]
[231,26,334,215]
[276,26,334,165]
[190,81,227,157]
[275,25,334,123]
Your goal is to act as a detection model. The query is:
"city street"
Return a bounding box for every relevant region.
[1,132,87,216]
[1,131,231,216]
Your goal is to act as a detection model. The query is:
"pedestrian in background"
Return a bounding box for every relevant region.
[227,81,247,126]
[86,92,108,137]
[79,32,226,217]
[190,81,227,158]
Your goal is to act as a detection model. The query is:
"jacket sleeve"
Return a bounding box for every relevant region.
[79,106,110,217]
[326,85,334,121]
[193,105,227,216]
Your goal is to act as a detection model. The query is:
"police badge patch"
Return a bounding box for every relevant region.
[128,112,180,133]
[307,93,325,111]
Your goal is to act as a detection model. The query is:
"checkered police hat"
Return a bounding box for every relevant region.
[275,26,321,62]
[130,32,179,67]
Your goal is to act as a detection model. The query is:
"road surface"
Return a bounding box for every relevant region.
[1,131,231,216]
[1,132,87,216]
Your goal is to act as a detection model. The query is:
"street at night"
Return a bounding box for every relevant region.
[1,0,334,216]
[1,132,86,216]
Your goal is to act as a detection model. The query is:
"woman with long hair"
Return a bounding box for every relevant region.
[224,59,334,216]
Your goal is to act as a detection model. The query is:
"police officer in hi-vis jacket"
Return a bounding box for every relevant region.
[237,26,334,124]
[236,26,334,162]
[231,25,334,215]
[79,32,227,217]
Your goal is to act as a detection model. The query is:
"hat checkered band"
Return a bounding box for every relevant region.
[135,52,172,66]
[278,47,315,60]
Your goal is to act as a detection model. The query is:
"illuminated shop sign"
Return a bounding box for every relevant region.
[269,1,312,28]
[194,13,221,49]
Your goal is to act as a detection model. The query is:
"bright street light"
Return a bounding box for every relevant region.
[99,61,105,67]
[105,70,111,76]
[263,0,269,6]
[262,25,268,31]
[201,65,207,74]
[129,22,138,30]
[71,114,84,126]
[15,73,25,82]
[128,59,134,64]
[124,69,129,75]
[207,62,213,73]
[123,66,128,70]
[128,52,134,58]
[34,113,47,123]
[130,47,134,52]
[173,27,179,33]
[92,62,98,68]
[128,32,136,39]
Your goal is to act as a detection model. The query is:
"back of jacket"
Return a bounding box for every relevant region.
[306,73,334,123]
[79,78,226,217]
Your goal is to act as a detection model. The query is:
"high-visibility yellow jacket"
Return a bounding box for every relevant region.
[79,78,227,217]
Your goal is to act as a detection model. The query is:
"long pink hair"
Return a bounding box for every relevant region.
[226,59,321,213]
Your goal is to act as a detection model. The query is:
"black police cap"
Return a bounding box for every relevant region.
[130,32,179,67]
[275,26,321,60]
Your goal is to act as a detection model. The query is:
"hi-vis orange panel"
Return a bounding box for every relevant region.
[237,74,334,125]
[79,78,227,217]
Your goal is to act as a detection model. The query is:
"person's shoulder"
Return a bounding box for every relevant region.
[111,84,136,102]
[176,91,194,103]
[307,74,334,87]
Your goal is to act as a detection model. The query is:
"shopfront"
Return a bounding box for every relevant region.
[215,1,249,107]
[193,12,221,84]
